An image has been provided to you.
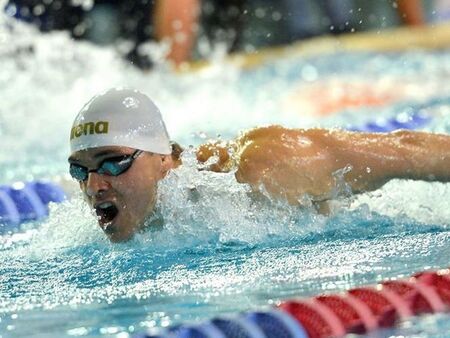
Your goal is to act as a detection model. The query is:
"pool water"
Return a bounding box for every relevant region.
[1,6,450,338]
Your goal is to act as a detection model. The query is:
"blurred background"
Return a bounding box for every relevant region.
[4,0,450,69]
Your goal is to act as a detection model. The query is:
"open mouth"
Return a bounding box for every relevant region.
[95,202,119,231]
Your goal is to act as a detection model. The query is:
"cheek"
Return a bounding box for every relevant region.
[120,177,158,218]
[135,160,163,189]
[116,158,162,199]
[118,173,158,198]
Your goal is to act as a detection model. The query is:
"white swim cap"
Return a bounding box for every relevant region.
[70,88,171,155]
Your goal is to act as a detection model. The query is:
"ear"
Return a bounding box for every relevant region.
[160,155,174,177]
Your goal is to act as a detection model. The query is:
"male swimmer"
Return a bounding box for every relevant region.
[68,88,450,242]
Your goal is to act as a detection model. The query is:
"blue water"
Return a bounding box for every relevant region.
[1,220,450,337]
[1,10,450,337]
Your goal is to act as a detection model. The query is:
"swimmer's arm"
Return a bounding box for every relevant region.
[233,127,450,206]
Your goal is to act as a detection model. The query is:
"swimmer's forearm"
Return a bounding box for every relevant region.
[393,130,450,182]
[332,130,450,193]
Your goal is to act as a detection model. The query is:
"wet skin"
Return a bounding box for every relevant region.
[68,146,174,242]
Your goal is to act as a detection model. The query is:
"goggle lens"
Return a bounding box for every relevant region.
[97,157,132,176]
[69,150,142,182]
[69,164,88,181]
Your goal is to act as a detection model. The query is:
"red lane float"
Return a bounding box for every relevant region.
[278,268,450,338]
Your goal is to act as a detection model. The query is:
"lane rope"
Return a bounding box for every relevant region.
[134,268,450,338]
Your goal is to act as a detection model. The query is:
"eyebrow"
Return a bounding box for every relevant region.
[68,155,79,163]
[68,149,127,163]
[92,150,125,159]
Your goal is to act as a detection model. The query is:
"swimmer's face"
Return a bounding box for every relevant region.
[68,146,174,242]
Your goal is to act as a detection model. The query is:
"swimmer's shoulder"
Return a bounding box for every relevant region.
[236,125,337,149]
[195,126,344,172]
[237,125,338,139]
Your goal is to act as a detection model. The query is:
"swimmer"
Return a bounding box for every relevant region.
[68,88,450,242]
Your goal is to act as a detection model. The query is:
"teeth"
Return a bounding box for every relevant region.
[97,202,113,209]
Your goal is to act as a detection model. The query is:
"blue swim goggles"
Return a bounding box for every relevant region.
[69,149,143,182]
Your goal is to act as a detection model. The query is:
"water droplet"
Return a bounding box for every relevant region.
[122,97,140,108]
[272,11,282,21]
[255,8,266,19]
[301,65,318,81]
[71,0,94,11]
[33,4,45,16]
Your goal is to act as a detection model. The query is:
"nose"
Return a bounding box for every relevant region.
[84,171,111,198]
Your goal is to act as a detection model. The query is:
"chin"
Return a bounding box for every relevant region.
[103,219,142,243]
[106,230,134,243]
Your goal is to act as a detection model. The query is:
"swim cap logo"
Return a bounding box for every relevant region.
[70,121,109,140]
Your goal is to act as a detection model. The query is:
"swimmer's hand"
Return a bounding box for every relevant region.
[196,141,236,172]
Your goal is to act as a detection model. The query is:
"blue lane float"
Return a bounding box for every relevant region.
[348,96,448,133]
[135,310,308,338]
[350,110,432,133]
[0,181,66,232]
